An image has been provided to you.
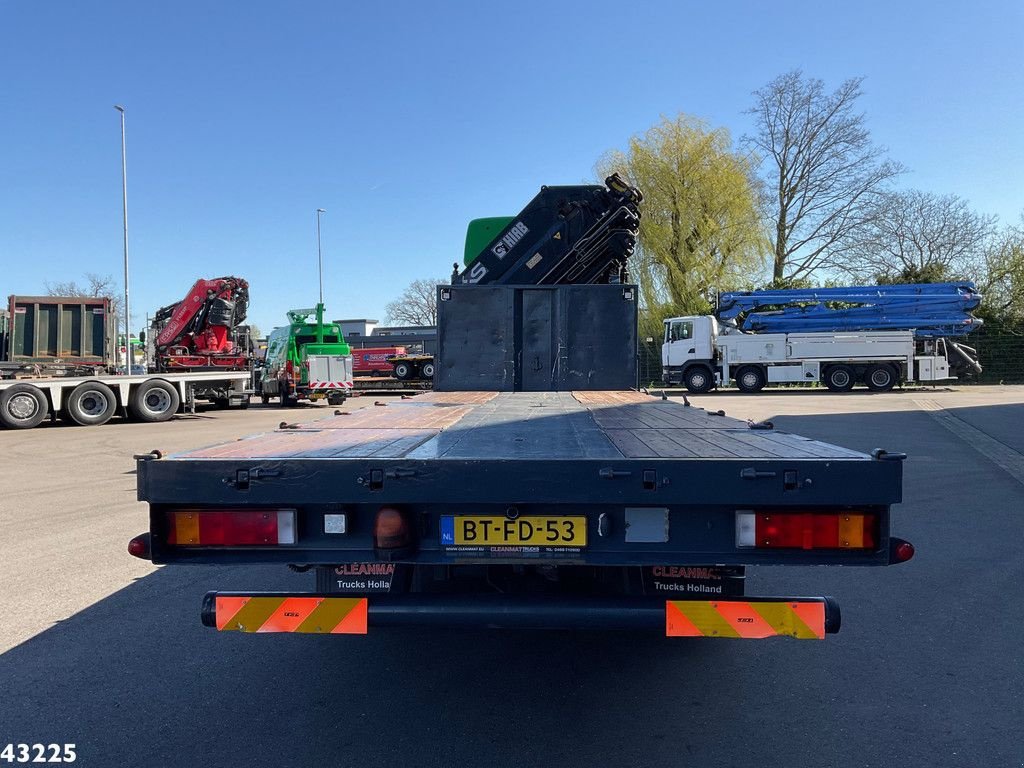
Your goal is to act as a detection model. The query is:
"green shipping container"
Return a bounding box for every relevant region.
[6,295,115,366]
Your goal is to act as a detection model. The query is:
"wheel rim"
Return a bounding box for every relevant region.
[9,393,39,420]
[690,373,706,389]
[832,371,850,387]
[396,365,408,377]
[423,365,434,377]
[144,388,172,413]
[741,373,758,388]
[79,390,110,416]
[871,369,891,387]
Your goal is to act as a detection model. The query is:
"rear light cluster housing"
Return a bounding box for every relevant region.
[165,509,296,546]
[736,510,878,550]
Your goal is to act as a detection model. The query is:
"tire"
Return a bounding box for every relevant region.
[237,396,250,410]
[735,366,766,393]
[394,362,411,381]
[328,393,346,406]
[0,384,49,429]
[683,367,713,394]
[420,362,435,379]
[129,379,180,422]
[280,380,297,407]
[260,394,270,405]
[865,364,897,392]
[65,381,118,426]
[824,365,856,393]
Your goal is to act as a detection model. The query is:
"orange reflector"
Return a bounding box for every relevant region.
[215,596,368,634]
[666,600,825,639]
[837,514,865,548]
[174,512,200,545]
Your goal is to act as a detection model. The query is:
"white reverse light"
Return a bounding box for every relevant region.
[735,510,756,548]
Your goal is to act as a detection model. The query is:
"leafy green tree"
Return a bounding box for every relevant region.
[597,114,767,332]
[979,216,1024,324]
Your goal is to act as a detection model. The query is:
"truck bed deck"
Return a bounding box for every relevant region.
[137,390,902,569]
[175,390,865,462]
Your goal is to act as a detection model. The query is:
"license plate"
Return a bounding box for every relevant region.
[440,516,587,547]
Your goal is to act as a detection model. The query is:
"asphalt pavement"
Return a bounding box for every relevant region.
[1,387,1022,767]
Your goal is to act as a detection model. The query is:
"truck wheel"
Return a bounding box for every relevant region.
[129,379,180,422]
[865,364,897,392]
[280,381,297,407]
[260,394,270,405]
[735,366,766,393]
[328,392,346,406]
[394,362,411,381]
[420,362,435,379]
[824,365,855,393]
[65,381,118,426]
[683,367,713,394]
[0,384,49,429]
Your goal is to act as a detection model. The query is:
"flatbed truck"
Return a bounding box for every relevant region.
[127,176,913,638]
[0,370,251,429]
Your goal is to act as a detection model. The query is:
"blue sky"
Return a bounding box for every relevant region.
[2,0,1022,334]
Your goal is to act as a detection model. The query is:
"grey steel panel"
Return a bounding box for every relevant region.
[521,289,554,391]
[558,285,637,391]
[435,287,515,391]
[436,285,637,392]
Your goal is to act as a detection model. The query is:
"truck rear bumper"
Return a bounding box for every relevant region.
[200,592,840,638]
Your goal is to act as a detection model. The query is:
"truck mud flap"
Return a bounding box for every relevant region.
[201,593,839,638]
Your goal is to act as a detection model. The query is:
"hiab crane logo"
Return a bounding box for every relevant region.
[491,221,529,259]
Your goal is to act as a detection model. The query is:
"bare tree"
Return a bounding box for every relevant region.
[746,71,904,282]
[45,273,125,327]
[842,190,997,282]
[384,278,446,326]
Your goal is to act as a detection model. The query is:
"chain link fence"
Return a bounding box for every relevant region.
[969,323,1024,384]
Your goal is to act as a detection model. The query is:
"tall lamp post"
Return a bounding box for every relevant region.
[114,105,130,373]
[315,208,326,343]
[316,208,326,305]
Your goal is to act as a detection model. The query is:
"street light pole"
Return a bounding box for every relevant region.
[114,105,130,373]
[316,208,326,306]
[315,208,326,344]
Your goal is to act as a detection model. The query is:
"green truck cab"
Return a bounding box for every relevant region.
[259,304,353,406]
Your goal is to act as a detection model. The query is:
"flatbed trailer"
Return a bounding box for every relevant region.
[0,370,251,429]
[351,376,431,393]
[131,389,912,638]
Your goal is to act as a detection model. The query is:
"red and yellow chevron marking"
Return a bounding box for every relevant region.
[215,596,368,634]
[665,600,825,639]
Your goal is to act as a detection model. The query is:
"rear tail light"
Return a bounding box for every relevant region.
[736,511,877,550]
[374,507,412,551]
[165,509,296,546]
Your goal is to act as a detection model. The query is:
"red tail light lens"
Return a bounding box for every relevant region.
[374,507,412,550]
[736,511,877,550]
[165,509,296,546]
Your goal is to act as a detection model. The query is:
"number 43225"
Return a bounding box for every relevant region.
[0,745,76,763]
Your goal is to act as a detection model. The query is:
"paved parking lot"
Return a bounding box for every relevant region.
[1,387,1022,767]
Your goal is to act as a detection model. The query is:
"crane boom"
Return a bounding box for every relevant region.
[716,283,983,338]
[454,174,642,287]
